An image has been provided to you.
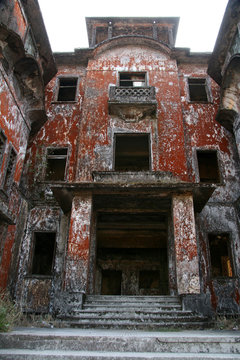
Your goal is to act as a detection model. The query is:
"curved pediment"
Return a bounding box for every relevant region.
[92,35,172,59]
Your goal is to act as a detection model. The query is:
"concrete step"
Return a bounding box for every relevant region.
[82,304,182,311]
[0,328,240,359]
[0,349,239,360]
[69,310,194,317]
[85,296,180,303]
[66,321,210,330]
[64,313,207,322]
[58,295,211,330]
[84,297,181,306]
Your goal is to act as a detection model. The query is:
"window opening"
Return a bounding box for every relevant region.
[119,73,146,87]
[3,148,16,191]
[45,148,68,181]
[197,150,220,183]
[57,78,77,101]
[115,134,150,171]
[31,232,56,276]
[188,78,209,102]
[208,233,233,278]
[0,131,6,169]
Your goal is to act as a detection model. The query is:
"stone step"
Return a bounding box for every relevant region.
[59,295,210,330]
[85,295,180,302]
[69,309,193,316]
[1,328,239,354]
[0,349,239,360]
[83,305,182,311]
[64,312,206,321]
[84,297,181,305]
[66,322,210,330]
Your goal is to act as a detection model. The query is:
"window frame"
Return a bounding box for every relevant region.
[208,232,235,279]
[54,76,79,103]
[0,130,7,173]
[196,148,221,184]
[1,145,17,193]
[44,147,68,182]
[28,231,57,278]
[118,72,147,87]
[187,77,211,103]
[113,133,151,172]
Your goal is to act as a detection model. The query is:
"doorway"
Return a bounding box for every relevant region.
[96,212,169,295]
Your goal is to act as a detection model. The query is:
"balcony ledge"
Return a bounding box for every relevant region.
[108,86,157,120]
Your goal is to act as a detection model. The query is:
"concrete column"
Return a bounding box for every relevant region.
[108,21,113,39]
[64,193,92,293]
[172,193,200,295]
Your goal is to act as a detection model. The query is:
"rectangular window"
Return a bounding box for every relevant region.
[188,78,209,102]
[119,73,146,87]
[3,147,17,191]
[115,134,150,171]
[45,148,68,181]
[31,232,56,276]
[197,150,220,183]
[208,233,234,278]
[57,77,77,101]
[0,131,6,169]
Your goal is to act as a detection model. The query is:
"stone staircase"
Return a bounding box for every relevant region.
[59,295,211,330]
[0,327,239,359]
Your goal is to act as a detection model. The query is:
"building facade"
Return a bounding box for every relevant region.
[0,0,240,319]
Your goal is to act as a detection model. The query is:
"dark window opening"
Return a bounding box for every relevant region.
[197,150,220,183]
[101,270,122,295]
[208,233,233,278]
[3,148,16,191]
[0,131,6,167]
[45,148,68,181]
[31,232,56,276]
[139,270,160,289]
[115,134,150,171]
[119,73,146,87]
[188,78,209,102]
[57,78,77,101]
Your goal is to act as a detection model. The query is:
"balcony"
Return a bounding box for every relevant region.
[108,86,157,121]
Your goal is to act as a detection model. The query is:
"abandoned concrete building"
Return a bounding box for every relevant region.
[0,0,240,327]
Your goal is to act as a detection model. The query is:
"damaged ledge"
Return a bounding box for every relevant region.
[92,171,183,184]
[48,178,217,214]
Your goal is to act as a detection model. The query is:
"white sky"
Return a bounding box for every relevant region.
[38,0,228,53]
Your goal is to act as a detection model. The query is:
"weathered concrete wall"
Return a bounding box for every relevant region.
[15,206,63,312]
[179,62,240,312]
[0,62,30,290]
[76,45,189,182]
[22,65,85,195]
[0,0,56,294]
[197,204,240,313]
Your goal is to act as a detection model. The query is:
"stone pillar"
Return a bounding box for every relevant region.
[65,193,92,293]
[172,194,200,295]
[108,21,113,39]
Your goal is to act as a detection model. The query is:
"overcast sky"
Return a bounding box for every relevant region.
[38,0,228,53]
